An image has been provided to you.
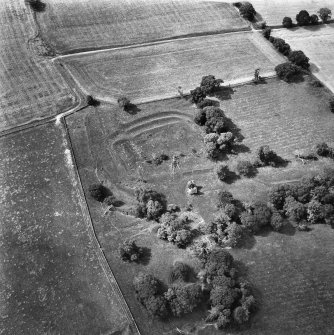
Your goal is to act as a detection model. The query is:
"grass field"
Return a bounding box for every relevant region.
[0,1,76,132]
[249,0,333,27]
[272,24,334,92]
[0,122,138,335]
[66,77,334,334]
[61,31,285,103]
[38,0,249,54]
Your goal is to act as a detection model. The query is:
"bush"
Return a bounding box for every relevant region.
[117,96,131,110]
[275,62,301,82]
[165,283,203,316]
[288,50,310,69]
[190,87,206,104]
[236,160,254,177]
[262,27,271,39]
[216,164,230,182]
[168,262,192,283]
[200,75,223,95]
[196,98,217,109]
[282,16,293,28]
[119,240,144,262]
[26,0,46,12]
[239,2,256,21]
[88,183,106,202]
[270,211,285,231]
[272,38,291,56]
[318,8,332,23]
[296,10,311,26]
[310,14,319,25]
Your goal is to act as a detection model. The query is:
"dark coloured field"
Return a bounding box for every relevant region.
[66,77,334,334]
[0,122,138,335]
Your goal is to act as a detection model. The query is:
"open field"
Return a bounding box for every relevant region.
[38,0,249,54]
[0,122,138,335]
[0,1,76,132]
[272,24,334,92]
[66,77,334,334]
[249,0,333,27]
[61,31,285,103]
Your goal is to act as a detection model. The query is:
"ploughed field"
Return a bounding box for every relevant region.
[66,77,334,334]
[272,24,334,92]
[249,0,333,26]
[0,0,75,132]
[0,122,138,335]
[38,0,249,54]
[61,31,285,103]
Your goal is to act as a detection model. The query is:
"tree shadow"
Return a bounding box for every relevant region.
[125,103,141,115]
[274,156,290,168]
[234,260,249,278]
[224,116,245,142]
[238,233,256,250]
[214,86,235,101]
[139,247,151,266]
[113,199,125,207]
[285,73,305,84]
[256,226,272,237]
[223,170,240,185]
[231,143,251,155]
[252,78,268,85]
[280,221,296,236]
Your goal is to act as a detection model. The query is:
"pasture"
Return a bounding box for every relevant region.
[0,1,75,132]
[272,24,334,92]
[0,122,138,334]
[38,0,249,54]
[249,0,333,27]
[66,77,334,334]
[61,31,285,103]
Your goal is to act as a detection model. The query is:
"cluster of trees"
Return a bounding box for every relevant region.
[281,8,331,28]
[201,249,256,328]
[157,212,194,248]
[190,75,223,104]
[203,131,235,160]
[269,169,334,228]
[133,263,202,319]
[233,2,257,21]
[135,188,166,220]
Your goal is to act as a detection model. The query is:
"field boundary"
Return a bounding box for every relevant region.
[61,117,141,335]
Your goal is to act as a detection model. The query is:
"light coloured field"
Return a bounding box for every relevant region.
[38,0,249,54]
[272,24,334,92]
[249,0,333,26]
[0,1,75,131]
[61,31,285,103]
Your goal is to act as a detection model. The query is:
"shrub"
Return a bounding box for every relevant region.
[26,0,46,12]
[255,145,280,167]
[262,27,271,39]
[236,160,254,177]
[318,8,332,23]
[88,183,106,202]
[270,211,285,231]
[310,14,319,25]
[272,38,291,56]
[216,164,230,182]
[200,75,223,95]
[196,98,217,109]
[288,50,310,69]
[217,190,234,209]
[168,262,192,283]
[239,2,256,21]
[296,10,311,26]
[190,87,206,104]
[282,16,293,28]
[117,96,131,110]
[275,62,301,82]
[119,240,144,262]
[165,283,203,316]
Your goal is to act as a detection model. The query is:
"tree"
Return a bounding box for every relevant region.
[282,16,293,28]
[307,200,324,224]
[255,145,280,167]
[239,2,256,21]
[269,184,290,210]
[146,199,164,221]
[270,211,285,231]
[217,190,234,209]
[196,98,217,109]
[210,285,238,309]
[275,62,301,82]
[203,106,227,134]
[88,183,106,202]
[318,8,331,23]
[145,296,169,319]
[288,50,310,69]
[272,38,291,56]
[204,248,234,279]
[262,27,271,39]
[310,14,319,25]
[240,202,272,233]
[168,262,192,283]
[236,160,254,177]
[117,96,131,110]
[165,283,203,316]
[216,164,229,182]
[283,196,307,223]
[119,239,144,262]
[200,75,223,95]
[315,142,332,157]
[190,87,206,104]
[296,10,311,26]
[194,109,207,126]
[233,306,250,324]
[223,222,246,247]
[135,188,166,220]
